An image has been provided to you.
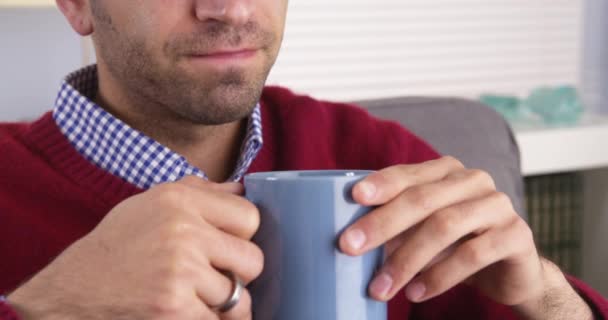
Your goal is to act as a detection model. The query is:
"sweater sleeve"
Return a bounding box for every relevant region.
[0,298,20,320]
[406,276,608,320]
[377,118,442,168]
[567,275,608,319]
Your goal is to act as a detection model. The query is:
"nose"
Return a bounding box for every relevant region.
[194,0,254,26]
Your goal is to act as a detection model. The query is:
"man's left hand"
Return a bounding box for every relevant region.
[338,156,593,319]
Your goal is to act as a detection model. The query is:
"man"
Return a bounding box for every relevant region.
[0,1,606,319]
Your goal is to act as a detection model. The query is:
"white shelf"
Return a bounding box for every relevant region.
[0,0,54,7]
[514,113,608,176]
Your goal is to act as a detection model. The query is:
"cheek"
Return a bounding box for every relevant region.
[258,0,288,30]
[131,14,177,63]
[258,0,288,52]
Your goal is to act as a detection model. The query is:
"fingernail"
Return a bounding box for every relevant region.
[358,181,376,200]
[344,228,366,251]
[370,272,393,299]
[405,281,426,302]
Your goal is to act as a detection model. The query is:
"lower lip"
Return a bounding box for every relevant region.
[187,50,258,65]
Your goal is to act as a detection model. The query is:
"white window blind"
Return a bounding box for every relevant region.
[267,0,583,102]
[582,0,608,113]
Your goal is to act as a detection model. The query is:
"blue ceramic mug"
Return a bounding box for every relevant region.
[244,170,386,320]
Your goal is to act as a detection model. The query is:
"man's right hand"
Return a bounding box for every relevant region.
[7,176,263,320]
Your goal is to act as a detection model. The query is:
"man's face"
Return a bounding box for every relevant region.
[90,0,288,125]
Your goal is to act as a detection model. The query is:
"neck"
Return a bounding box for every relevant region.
[94,64,246,183]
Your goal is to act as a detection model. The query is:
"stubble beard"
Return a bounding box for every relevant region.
[91,3,278,125]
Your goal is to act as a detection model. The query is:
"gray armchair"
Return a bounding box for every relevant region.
[357,97,527,220]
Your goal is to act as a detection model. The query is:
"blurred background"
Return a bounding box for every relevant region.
[1,0,607,294]
[3,0,607,117]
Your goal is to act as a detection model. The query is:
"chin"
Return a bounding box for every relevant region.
[179,92,260,125]
[161,68,266,125]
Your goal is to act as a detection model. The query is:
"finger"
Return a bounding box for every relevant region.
[340,169,497,255]
[194,288,223,320]
[353,156,465,206]
[367,192,514,300]
[193,265,235,307]
[178,175,244,195]
[198,191,260,240]
[153,181,260,240]
[194,266,252,320]
[202,224,265,285]
[403,219,529,303]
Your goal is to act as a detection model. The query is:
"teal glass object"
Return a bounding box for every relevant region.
[479,94,523,121]
[524,86,584,125]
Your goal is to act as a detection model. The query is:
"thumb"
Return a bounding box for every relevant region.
[217,182,245,195]
[177,175,244,195]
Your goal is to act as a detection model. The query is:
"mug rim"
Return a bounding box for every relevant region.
[244,170,373,181]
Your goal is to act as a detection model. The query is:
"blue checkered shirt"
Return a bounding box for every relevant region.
[52,65,263,189]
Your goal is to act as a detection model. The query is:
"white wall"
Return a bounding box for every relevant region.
[0,8,83,121]
[267,0,583,102]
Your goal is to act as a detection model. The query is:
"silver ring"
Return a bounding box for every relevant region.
[212,271,243,313]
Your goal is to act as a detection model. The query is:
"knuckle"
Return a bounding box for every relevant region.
[240,243,265,283]
[385,255,414,283]
[401,167,425,185]
[158,229,198,271]
[456,200,477,218]
[210,235,263,283]
[359,210,387,236]
[161,220,196,246]
[372,169,397,189]
[155,184,189,206]
[441,156,465,169]
[394,164,414,176]
[422,272,446,294]
[511,217,534,242]
[227,240,264,284]
[179,175,204,186]
[149,285,183,316]
[229,198,261,238]
[406,186,434,212]
[461,242,487,266]
[491,192,515,212]
[468,169,493,185]
[241,202,261,237]
[428,209,459,236]
[160,249,189,281]
[249,245,265,279]
[167,219,195,237]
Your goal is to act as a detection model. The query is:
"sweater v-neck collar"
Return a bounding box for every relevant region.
[20,101,275,207]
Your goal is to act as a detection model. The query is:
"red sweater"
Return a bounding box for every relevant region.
[0,86,607,319]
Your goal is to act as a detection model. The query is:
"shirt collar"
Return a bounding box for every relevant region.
[52,65,263,189]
